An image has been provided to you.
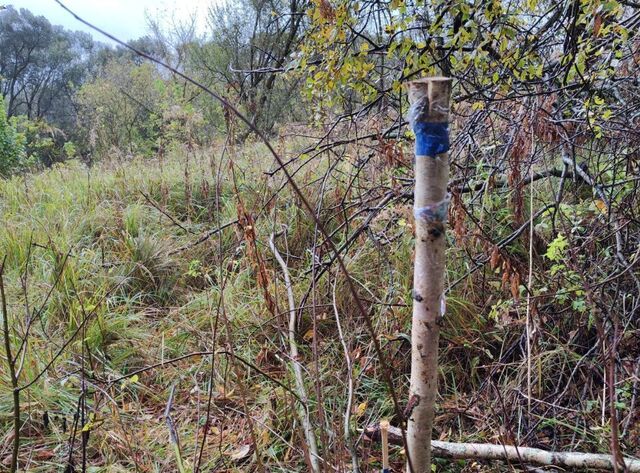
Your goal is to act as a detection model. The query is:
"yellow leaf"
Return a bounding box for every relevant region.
[82,420,94,432]
[355,401,367,418]
[595,199,608,214]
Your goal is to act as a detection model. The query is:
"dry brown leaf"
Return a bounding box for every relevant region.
[227,444,252,461]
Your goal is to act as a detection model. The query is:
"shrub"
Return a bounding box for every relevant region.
[0,106,27,177]
[12,115,71,167]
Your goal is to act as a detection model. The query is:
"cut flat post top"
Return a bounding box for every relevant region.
[405,77,452,473]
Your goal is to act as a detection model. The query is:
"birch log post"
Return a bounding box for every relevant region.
[406,77,452,473]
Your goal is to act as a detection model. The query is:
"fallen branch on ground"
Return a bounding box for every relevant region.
[365,425,640,471]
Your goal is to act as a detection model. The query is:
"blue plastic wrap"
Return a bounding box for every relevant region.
[408,97,450,156]
[413,122,450,156]
[413,194,451,223]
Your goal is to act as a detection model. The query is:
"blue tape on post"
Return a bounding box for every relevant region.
[413,122,450,157]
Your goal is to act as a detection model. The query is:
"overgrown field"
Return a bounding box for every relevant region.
[1,140,639,472]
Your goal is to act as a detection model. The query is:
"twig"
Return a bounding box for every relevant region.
[165,384,186,473]
[332,276,359,473]
[168,219,238,255]
[269,231,321,473]
[525,161,535,415]
[1,256,20,473]
[140,191,195,234]
[18,266,136,392]
[447,204,556,292]
[103,350,303,403]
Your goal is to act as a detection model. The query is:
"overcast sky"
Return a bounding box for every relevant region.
[13,0,210,43]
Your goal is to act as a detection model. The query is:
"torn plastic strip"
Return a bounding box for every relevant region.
[408,97,450,157]
[413,194,451,223]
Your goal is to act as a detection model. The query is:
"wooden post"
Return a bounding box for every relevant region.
[380,419,390,473]
[406,77,452,473]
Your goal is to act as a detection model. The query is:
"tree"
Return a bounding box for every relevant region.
[0,6,96,129]
[76,57,205,159]
[75,59,166,156]
[187,0,308,137]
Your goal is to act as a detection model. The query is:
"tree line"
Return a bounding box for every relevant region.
[0,1,306,174]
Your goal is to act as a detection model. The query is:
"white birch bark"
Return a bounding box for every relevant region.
[406,77,452,473]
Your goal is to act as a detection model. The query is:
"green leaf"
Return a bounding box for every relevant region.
[545,234,568,262]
